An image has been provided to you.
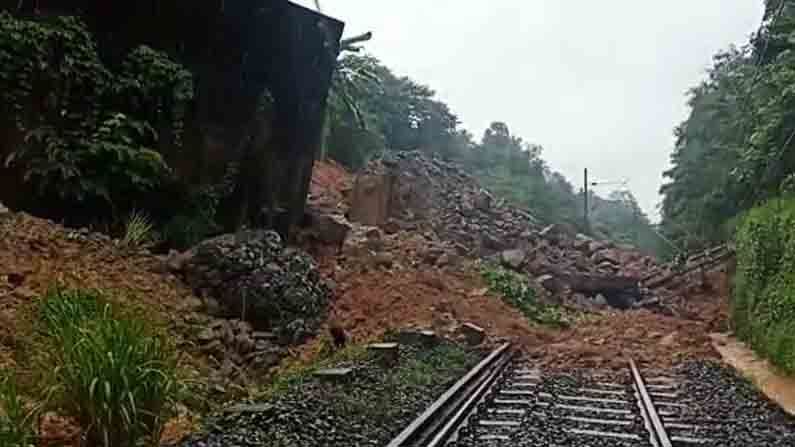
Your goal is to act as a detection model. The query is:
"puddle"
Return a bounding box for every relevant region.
[710,333,795,416]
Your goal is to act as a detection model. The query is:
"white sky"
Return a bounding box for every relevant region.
[297,1,764,220]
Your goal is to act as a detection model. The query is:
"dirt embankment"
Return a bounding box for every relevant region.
[0,212,198,367]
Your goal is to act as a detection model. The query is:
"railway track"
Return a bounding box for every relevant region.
[386,343,724,447]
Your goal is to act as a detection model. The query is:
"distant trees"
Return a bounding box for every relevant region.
[324,53,660,253]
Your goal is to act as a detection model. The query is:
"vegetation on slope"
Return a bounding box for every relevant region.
[660,0,795,249]
[481,265,576,328]
[733,198,795,373]
[2,288,184,447]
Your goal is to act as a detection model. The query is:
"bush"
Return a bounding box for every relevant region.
[0,13,192,214]
[733,197,795,373]
[37,289,181,447]
[0,374,36,447]
[481,265,573,327]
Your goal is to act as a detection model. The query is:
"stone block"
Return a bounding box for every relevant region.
[368,342,400,367]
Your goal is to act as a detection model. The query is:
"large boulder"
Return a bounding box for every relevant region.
[184,230,329,341]
[349,174,395,226]
[500,249,526,270]
[305,206,352,247]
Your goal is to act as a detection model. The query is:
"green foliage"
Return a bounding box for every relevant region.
[160,163,237,249]
[121,210,156,248]
[37,288,181,447]
[39,288,106,340]
[481,265,574,327]
[660,5,795,247]
[0,13,193,212]
[0,374,36,447]
[733,197,795,373]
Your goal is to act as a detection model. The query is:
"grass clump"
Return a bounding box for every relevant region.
[121,210,156,248]
[36,288,182,447]
[39,288,106,339]
[733,197,795,373]
[0,374,36,447]
[481,264,574,327]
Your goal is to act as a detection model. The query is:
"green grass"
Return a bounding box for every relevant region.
[481,264,576,327]
[35,288,182,447]
[121,210,156,248]
[0,373,36,447]
[39,287,107,340]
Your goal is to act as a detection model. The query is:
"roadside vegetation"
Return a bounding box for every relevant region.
[1,288,185,447]
[733,198,795,373]
[481,265,577,328]
[651,3,795,372]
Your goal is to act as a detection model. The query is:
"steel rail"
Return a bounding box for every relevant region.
[630,359,673,447]
[385,342,513,447]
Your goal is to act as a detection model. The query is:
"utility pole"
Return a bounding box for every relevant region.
[583,168,589,232]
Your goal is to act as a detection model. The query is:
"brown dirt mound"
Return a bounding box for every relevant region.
[329,267,554,346]
[309,159,353,211]
[0,213,198,367]
[529,309,720,371]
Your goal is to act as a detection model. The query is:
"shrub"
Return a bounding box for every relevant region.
[0,13,192,213]
[37,289,181,447]
[481,265,574,327]
[0,374,36,447]
[733,197,795,373]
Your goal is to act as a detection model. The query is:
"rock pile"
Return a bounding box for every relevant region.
[346,152,662,309]
[188,314,285,374]
[183,230,330,342]
[351,151,540,256]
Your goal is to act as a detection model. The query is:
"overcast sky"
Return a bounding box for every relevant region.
[297,1,764,220]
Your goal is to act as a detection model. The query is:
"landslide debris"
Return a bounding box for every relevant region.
[183,230,330,343]
[303,155,731,372]
[337,152,669,309]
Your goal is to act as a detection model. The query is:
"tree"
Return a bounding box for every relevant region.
[660,3,795,248]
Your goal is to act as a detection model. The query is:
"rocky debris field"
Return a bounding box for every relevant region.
[327,152,701,314]
[352,151,539,256]
[302,156,732,371]
[178,337,481,447]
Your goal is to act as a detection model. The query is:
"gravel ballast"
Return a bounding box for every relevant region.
[452,360,795,447]
[178,341,480,447]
